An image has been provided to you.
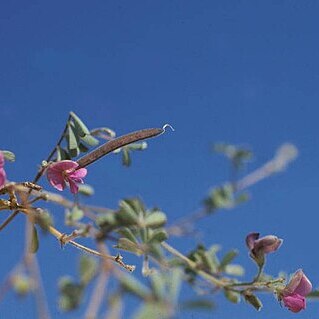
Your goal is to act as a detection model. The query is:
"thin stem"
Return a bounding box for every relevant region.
[228,264,264,287]
[32,115,71,184]
[161,242,226,288]
[47,224,135,271]
[0,210,19,231]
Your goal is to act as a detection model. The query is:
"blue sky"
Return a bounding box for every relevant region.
[1,1,319,318]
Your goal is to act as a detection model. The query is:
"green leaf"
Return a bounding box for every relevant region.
[148,229,168,244]
[224,289,240,304]
[79,255,98,285]
[118,227,138,244]
[145,211,167,228]
[134,302,170,319]
[58,276,84,311]
[70,112,91,137]
[118,272,150,299]
[196,247,218,273]
[244,292,262,311]
[77,184,94,196]
[117,200,140,225]
[212,184,234,208]
[34,210,53,232]
[214,143,252,169]
[2,150,15,162]
[67,124,80,150]
[56,146,70,161]
[80,134,99,146]
[115,238,143,255]
[96,213,117,230]
[29,225,39,253]
[66,206,84,223]
[224,264,245,276]
[147,243,164,260]
[122,147,131,167]
[205,245,221,271]
[168,268,183,303]
[128,142,148,151]
[91,127,116,138]
[150,272,166,300]
[219,250,238,271]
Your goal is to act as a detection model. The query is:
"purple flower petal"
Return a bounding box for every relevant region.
[0,152,5,168]
[49,160,79,172]
[47,169,66,191]
[68,179,79,194]
[285,270,312,296]
[282,293,305,313]
[69,168,87,179]
[246,232,260,250]
[254,235,283,254]
[0,168,6,187]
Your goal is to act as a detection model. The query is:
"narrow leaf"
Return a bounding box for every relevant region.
[67,124,80,150]
[145,211,167,228]
[70,112,91,137]
[148,229,168,244]
[219,250,238,271]
[224,264,245,276]
[2,150,15,162]
[30,225,39,253]
[118,227,138,244]
[244,292,262,311]
[77,184,94,196]
[56,146,70,161]
[168,268,183,303]
[80,134,99,147]
[79,255,98,285]
[134,302,170,319]
[150,272,166,300]
[224,289,240,304]
[115,238,143,255]
[122,148,131,167]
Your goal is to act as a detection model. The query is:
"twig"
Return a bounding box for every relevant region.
[32,115,71,184]
[0,210,19,231]
[161,242,226,288]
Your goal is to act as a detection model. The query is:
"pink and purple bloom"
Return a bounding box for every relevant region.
[47,160,87,194]
[246,232,283,265]
[0,151,7,187]
[281,269,312,313]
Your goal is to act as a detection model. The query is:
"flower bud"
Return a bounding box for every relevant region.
[246,232,282,266]
[280,269,312,313]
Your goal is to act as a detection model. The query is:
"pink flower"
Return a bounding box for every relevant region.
[0,151,7,187]
[246,232,282,265]
[47,160,87,194]
[281,269,312,313]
